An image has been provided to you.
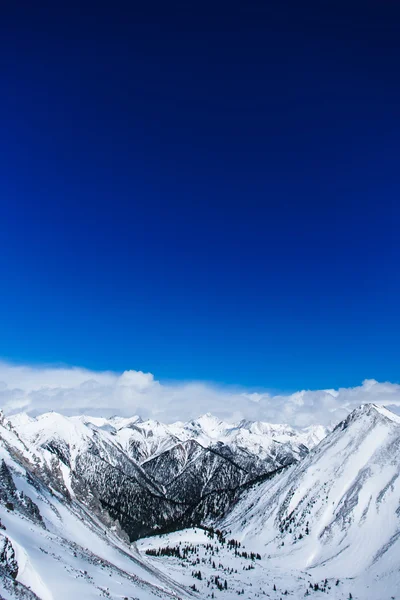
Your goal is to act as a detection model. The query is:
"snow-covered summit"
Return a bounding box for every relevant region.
[9,410,328,464]
[222,402,400,594]
[338,401,400,426]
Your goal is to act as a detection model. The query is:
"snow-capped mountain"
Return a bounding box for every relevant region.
[6,411,322,542]
[150,413,326,462]
[220,403,400,597]
[5,411,190,541]
[71,412,327,464]
[2,405,399,599]
[0,411,189,599]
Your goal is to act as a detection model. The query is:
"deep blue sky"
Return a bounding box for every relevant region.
[0,1,399,391]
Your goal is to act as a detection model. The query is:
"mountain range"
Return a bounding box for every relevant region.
[0,405,398,599]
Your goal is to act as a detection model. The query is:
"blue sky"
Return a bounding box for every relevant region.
[0,1,399,393]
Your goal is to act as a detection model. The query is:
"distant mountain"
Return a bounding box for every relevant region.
[5,411,325,541]
[74,411,327,464]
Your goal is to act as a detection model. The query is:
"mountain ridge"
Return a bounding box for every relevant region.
[220,401,400,594]
[5,409,322,541]
[1,403,399,599]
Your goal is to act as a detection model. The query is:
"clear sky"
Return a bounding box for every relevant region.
[0,1,399,392]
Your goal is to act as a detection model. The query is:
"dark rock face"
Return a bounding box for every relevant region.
[142,440,248,502]
[42,438,71,467]
[72,445,188,540]
[0,535,18,579]
[0,460,44,526]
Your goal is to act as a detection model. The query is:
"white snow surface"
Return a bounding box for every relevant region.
[2,404,400,599]
[0,412,188,600]
[220,403,400,598]
[9,411,327,465]
[137,528,360,599]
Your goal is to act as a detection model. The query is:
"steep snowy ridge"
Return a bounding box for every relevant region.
[7,412,189,540]
[0,411,190,600]
[221,403,400,596]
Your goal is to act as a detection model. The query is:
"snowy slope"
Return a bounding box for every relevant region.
[6,410,325,540]
[7,411,192,540]
[137,527,357,600]
[221,403,400,597]
[0,411,190,600]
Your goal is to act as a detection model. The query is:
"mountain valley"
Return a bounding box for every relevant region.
[0,406,398,599]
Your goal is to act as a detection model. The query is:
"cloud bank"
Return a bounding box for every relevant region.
[0,361,399,427]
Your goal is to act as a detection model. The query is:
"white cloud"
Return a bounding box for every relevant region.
[0,360,399,427]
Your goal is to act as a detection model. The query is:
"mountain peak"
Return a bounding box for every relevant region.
[369,403,400,423]
[191,413,226,431]
[196,412,222,422]
[340,403,400,429]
